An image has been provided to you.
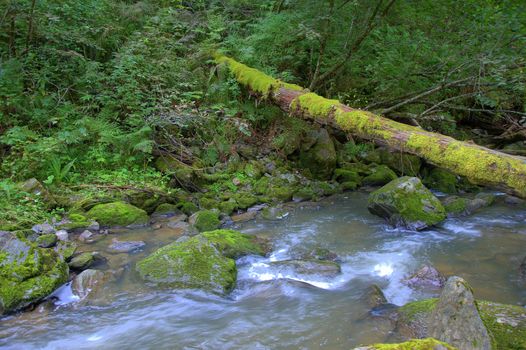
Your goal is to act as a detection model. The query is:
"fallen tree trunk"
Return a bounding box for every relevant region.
[215,54,526,199]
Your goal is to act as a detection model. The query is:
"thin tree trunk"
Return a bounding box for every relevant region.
[215,54,526,198]
[26,0,36,51]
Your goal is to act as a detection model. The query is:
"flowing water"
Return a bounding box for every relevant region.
[1,192,525,349]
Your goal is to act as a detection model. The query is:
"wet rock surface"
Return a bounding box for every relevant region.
[404,265,446,290]
[107,239,146,253]
[269,259,341,277]
[428,277,492,350]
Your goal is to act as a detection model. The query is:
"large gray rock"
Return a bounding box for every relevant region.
[368,177,446,230]
[428,277,492,350]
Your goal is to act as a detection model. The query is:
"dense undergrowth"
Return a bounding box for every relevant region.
[1,0,525,229]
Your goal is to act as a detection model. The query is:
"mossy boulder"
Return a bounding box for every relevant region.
[191,210,220,232]
[368,177,446,230]
[268,185,296,202]
[37,234,57,248]
[244,161,264,179]
[353,338,457,350]
[442,196,470,217]
[178,201,199,215]
[69,253,92,270]
[198,196,220,210]
[362,165,398,186]
[56,213,94,231]
[442,194,495,218]
[334,168,362,184]
[218,200,238,215]
[233,193,258,210]
[254,176,271,195]
[201,229,265,258]
[292,188,315,202]
[423,168,457,194]
[378,148,422,176]
[54,241,77,261]
[299,128,337,180]
[0,231,69,315]
[135,235,236,294]
[86,201,149,228]
[152,203,180,217]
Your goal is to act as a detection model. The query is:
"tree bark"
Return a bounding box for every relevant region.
[215,54,526,198]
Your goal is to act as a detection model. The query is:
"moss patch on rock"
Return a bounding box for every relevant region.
[362,165,398,186]
[0,231,68,314]
[136,235,236,294]
[201,229,265,258]
[192,210,220,232]
[86,201,148,227]
[368,177,446,230]
[478,301,526,350]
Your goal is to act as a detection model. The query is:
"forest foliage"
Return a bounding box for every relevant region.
[0,0,525,190]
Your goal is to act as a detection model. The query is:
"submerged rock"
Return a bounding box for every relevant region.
[261,207,289,220]
[270,259,341,277]
[352,338,457,350]
[428,277,492,350]
[364,284,388,309]
[368,177,446,230]
[71,269,111,301]
[404,265,446,290]
[86,201,149,228]
[0,231,68,315]
[231,211,257,223]
[136,235,236,294]
[107,239,146,254]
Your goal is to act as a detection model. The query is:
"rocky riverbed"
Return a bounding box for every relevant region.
[1,190,525,349]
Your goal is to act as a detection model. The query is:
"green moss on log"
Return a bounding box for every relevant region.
[362,338,457,350]
[215,55,526,198]
[215,54,302,98]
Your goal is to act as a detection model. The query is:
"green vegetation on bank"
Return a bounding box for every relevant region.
[1,0,525,230]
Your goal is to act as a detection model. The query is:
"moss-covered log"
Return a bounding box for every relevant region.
[215,54,526,198]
